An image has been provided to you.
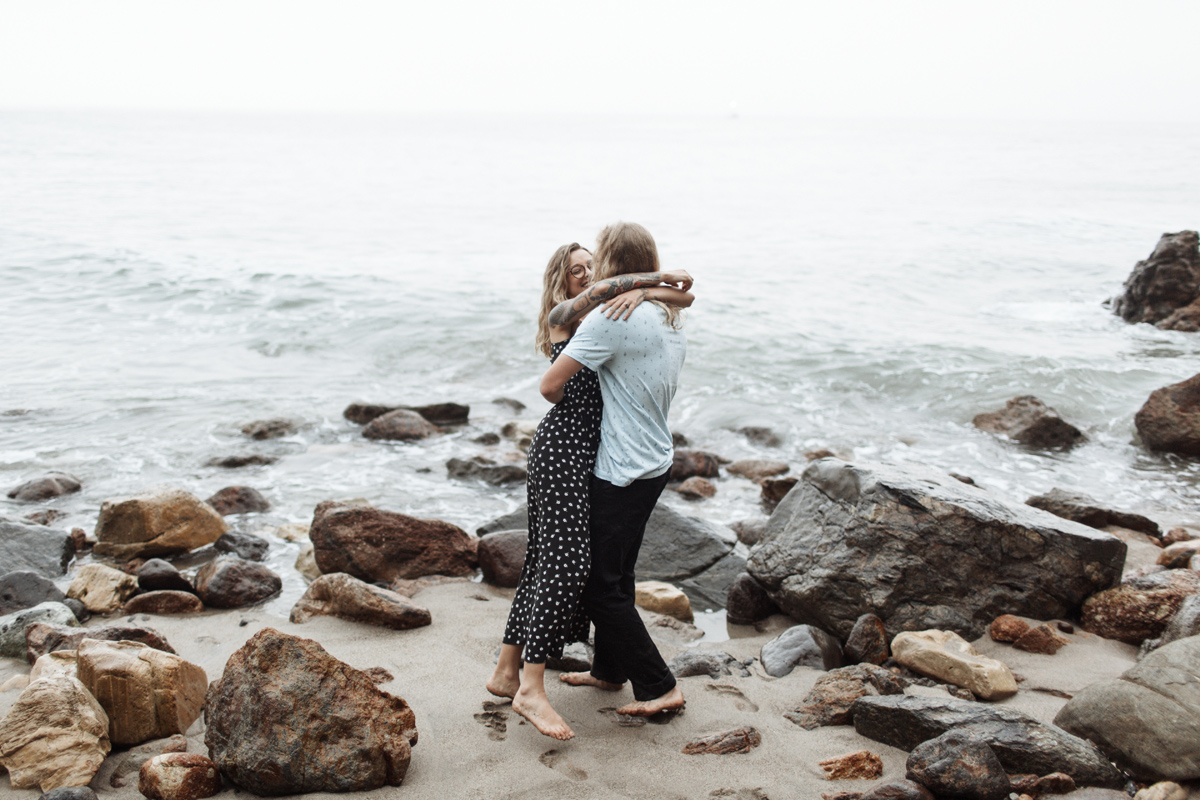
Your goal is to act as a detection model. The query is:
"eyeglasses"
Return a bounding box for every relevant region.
[568,264,592,279]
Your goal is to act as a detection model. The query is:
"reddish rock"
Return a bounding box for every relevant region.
[25,622,176,665]
[675,476,716,500]
[1157,541,1200,568]
[477,531,527,588]
[990,614,1031,643]
[123,591,204,616]
[681,726,761,755]
[671,450,721,480]
[726,573,779,626]
[845,614,890,666]
[1013,623,1069,655]
[139,753,221,800]
[973,396,1085,448]
[820,750,883,780]
[1081,569,1200,644]
[785,664,907,730]
[1136,372,1200,456]
[760,477,798,506]
[1010,773,1076,795]
[361,410,438,441]
[192,558,281,609]
[290,573,431,630]
[1111,231,1200,327]
[1164,527,1196,545]
[240,419,296,440]
[204,486,270,516]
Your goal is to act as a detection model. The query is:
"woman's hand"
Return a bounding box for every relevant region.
[602,288,649,320]
[661,270,693,291]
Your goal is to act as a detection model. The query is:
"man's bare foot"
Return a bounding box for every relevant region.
[616,685,685,717]
[486,669,520,699]
[512,689,574,740]
[559,672,622,691]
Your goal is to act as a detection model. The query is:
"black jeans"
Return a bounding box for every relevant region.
[583,471,677,702]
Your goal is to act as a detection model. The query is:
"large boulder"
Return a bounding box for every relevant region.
[1111,231,1200,327]
[1081,569,1200,644]
[637,504,736,581]
[747,459,1126,639]
[0,570,69,615]
[972,396,1085,448]
[0,675,111,791]
[1026,488,1160,537]
[891,630,1018,701]
[1135,372,1200,456]
[76,639,207,746]
[477,505,529,536]
[309,501,477,582]
[93,488,228,560]
[1054,635,1200,782]
[25,622,175,664]
[725,572,779,626]
[6,473,82,502]
[193,558,281,609]
[204,628,418,794]
[0,602,79,659]
[678,550,747,612]
[851,694,1124,788]
[477,530,528,588]
[67,563,139,614]
[290,573,432,630]
[0,519,74,578]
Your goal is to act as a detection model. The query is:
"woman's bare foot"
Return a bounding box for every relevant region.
[559,672,622,691]
[486,667,520,699]
[512,688,575,740]
[617,685,685,716]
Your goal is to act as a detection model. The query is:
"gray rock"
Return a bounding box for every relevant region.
[785,663,908,729]
[667,650,752,679]
[136,559,195,594]
[0,601,78,658]
[726,572,779,626]
[7,472,82,502]
[730,518,769,546]
[39,789,99,800]
[477,505,529,536]
[845,613,890,665]
[1146,594,1200,656]
[193,558,282,608]
[678,550,746,611]
[906,729,1011,800]
[1027,488,1160,537]
[637,504,736,582]
[0,519,74,578]
[0,570,68,615]
[747,459,1126,639]
[546,641,592,673]
[446,458,526,486]
[214,531,271,561]
[760,624,844,677]
[852,694,1124,789]
[1054,634,1200,782]
[477,530,528,588]
[1111,230,1200,326]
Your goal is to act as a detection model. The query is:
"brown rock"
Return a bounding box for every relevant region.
[6,472,82,502]
[859,781,935,800]
[240,418,296,440]
[192,557,281,609]
[123,591,204,616]
[25,622,176,665]
[29,651,76,682]
[343,403,397,424]
[785,663,907,730]
[989,614,1031,642]
[806,449,838,460]
[820,750,884,780]
[477,531,528,588]
[406,402,470,425]
[0,675,111,790]
[139,753,221,800]
[361,409,438,441]
[1011,773,1076,795]
[362,667,393,685]
[290,572,432,630]
[309,501,477,582]
[726,459,789,482]
[676,476,716,500]
[70,527,91,551]
[845,613,890,665]
[1026,488,1160,537]
[671,450,721,480]
[93,488,229,560]
[681,726,762,755]
[136,560,194,594]
[760,476,798,506]
[1081,569,1200,643]
[1013,623,1069,655]
[906,729,1011,800]
[726,572,779,626]
[204,486,270,515]
[106,734,188,788]
[1163,527,1196,545]
[204,628,418,794]
[1111,231,1200,326]
[635,581,694,623]
[26,509,66,526]
[730,518,769,546]
[739,426,782,447]
[446,458,526,486]
[973,396,1085,448]
[822,793,863,800]
[1157,541,1200,568]
[77,639,207,746]
[67,563,139,614]
[207,454,276,468]
[1135,372,1200,456]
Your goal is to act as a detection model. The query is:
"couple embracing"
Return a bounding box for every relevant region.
[486,222,695,740]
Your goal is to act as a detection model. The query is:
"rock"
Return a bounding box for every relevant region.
[1045,791,1142,800]
[123,591,204,615]
[1164,527,1196,545]
[1157,540,1200,568]
[731,518,769,546]
[726,573,779,626]
[472,432,500,445]
[973,396,1085,448]
[204,486,270,515]
[295,543,320,581]
[477,530,528,588]
[1145,593,1200,655]
[500,420,539,441]
[73,529,96,556]
[25,622,175,664]
[310,501,477,582]
[1111,231,1200,326]
[761,624,844,677]
[667,650,752,679]
[892,630,1018,701]
[635,581,694,622]
[1,674,29,691]
[0,602,79,658]
[240,419,296,440]
[40,788,100,800]
[139,753,221,800]
[477,505,529,535]
[785,663,908,729]
[671,450,721,480]
[636,504,736,582]
[820,750,883,780]
[0,570,69,615]
[1027,488,1160,537]
[852,695,1125,788]
[27,509,67,525]
[845,614,890,666]
[1134,783,1188,800]
[1081,568,1200,643]
[905,729,1011,800]
[206,454,276,468]
[678,550,747,612]
[204,628,418,794]
[727,459,789,482]
[406,402,470,425]
[77,639,207,746]
[271,523,308,542]
[0,519,74,578]
[738,426,782,447]
[859,781,935,800]
[7,473,81,502]
[290,572,432,630]
[747,459,1126,640]
[1010,773,1076,796]
[493,397,525,413]
[681,726,762,755]
[0,675,110,791]
[192,558,281,609]
[343,403,397,424]
[100,733,188,788]
[990,614,1031,642]
[213,530,270,561]
[547,641,593,672]
[760,477,798,506]
[362,409,438,441]
[1013,623,1069,655]
[1054,635,1200,782]
[30,651,77,681]
[136,560,194,594]
[67,563,139,614]
[93,487,229,560]
[1135,372,1200,456]
[446,457,527,486]
[675,476,716,499]
[362,667,393,685]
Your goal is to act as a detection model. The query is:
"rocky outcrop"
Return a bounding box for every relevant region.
[1081,569,1200,644]
[0,570,69,615]
[446,458,526,486]
[0,602,78,658]
[361,409,438,441]
[670,450,721,480]
[905,730,1011,800]
[310,501,477,582]
[1026,488,1160,537]
[0,519,74,578]
[1111,231,1200,327]
[93,487,228,560]
[290,573,432,630]
[67,563,139,614]
[139,753,221,800]
[77,639,207,746]
[204,486,270,515]
[1135,372,1200,456]
[747,459,1126,640]
[973,396,1085,448]
[635,581,693,622]
[892,630,1018,701]
[136,560,194,594]
[123,591,204,615]
[6,473,81,502]
[204,628,418,794]
[681,726,761,755]
[1054,635,1200,782]
[213,531,270,561]
[25,622,175,664]
[760,624,844,677]
[0,675,110,790]
[477,530,527,588]
[240,419,296,440]
[725,573,779,626]
[192,558,281,609]
[785,663,907,729]
[845,613,890,666]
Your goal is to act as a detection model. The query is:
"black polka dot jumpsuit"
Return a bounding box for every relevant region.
[502,339,602,664]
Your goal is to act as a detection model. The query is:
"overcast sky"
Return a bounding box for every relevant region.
[2,0,1198,120]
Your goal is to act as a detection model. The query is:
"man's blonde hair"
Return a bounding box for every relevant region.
[593,222,681,328]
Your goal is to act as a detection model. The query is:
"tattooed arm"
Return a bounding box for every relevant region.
[600,286,694,320]
[547,270,693,329]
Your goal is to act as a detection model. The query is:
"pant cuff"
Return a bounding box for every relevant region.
[632,673,677,702]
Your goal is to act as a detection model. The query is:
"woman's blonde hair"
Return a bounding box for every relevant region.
[535,242,588,357]
[593,221,681,328]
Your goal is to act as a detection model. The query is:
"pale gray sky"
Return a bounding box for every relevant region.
[2,0,1198,120]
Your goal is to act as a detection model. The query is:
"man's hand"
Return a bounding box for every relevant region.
[661,270,693,292]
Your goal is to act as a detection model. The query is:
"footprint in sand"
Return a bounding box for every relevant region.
[710,789,770,799]
[474,700,509,740]
[706,683,759,712]
[539,749,588,781]
[596,706,681,726]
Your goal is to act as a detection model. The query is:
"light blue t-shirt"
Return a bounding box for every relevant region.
[562,303,687,487]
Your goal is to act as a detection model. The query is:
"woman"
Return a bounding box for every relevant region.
[486,241,693,740]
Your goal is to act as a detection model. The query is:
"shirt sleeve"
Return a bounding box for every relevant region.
[561,313,617,371]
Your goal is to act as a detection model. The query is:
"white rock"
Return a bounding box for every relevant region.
[0,675,111,790]
[635,580,694,623]
[68,563,139,613]
[892,629,1018,700]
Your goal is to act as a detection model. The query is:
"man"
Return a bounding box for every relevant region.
[540,221,690,717]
